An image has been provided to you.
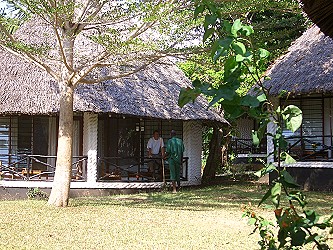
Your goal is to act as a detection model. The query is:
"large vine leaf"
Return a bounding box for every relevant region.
[282,105,302,132]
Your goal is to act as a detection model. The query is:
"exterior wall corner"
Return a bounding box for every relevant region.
[83,113,98,184]
[183,121,202,186]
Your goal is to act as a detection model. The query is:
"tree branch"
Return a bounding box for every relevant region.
[0,43,59,81]
[0,21,59,80]
[52,2,73,72]
[78,56,163,84]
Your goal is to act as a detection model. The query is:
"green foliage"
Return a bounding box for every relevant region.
[182,1,333,249]
[179,0,307,102]
[281,105,303,133]
[0,1,199,81]
[26,187,48,200]
[179,15,269,120]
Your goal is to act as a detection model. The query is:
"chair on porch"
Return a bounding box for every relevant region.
[0,161,25,180]
[98,161,122,180]
[21,161,50,180]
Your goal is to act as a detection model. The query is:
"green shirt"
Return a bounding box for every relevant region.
[166,137,185,163]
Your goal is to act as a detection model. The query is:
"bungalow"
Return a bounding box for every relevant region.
[264,25,333,190]
[0,46,227,192]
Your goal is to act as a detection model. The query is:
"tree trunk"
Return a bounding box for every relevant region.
[48,82,74,207]
[202,126,223,184]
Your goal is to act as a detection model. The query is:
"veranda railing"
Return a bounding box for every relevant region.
[97,156,189,182]
[286,135,333,161]
[0,154,87,181]
[231,138,267,155]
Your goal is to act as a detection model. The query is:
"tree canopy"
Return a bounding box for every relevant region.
[179,0,307,96]
[0,0,200,207]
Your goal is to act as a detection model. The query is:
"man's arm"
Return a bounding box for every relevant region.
[148,148,152,158]
[164,140,170,159]
[160,138,165,157]
[161,147,165,158]
[147,138,152,157]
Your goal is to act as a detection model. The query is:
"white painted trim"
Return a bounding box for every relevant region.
[0,180,193,189]
[237,154,267,158]
[278,161,333,169]
[83,113,98,183]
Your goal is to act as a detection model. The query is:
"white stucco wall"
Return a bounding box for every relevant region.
[183,121,203,186]
[83,113,98,183]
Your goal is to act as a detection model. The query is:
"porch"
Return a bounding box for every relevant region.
[267,95,333,190]
[0,113,202,189]
[286,135,333,161]
[0,154,189,182]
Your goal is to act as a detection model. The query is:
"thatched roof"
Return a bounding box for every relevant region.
[264,25,333,95]
[300,0,333,39]
[0,47,226,123]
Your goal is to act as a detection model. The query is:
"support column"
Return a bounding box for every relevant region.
[183,121,202,185]
[267,97,279,163]
[83,113,98,184]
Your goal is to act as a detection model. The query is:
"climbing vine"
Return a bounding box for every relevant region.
[179,1,333,249]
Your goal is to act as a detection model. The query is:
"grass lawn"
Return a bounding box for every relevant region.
[1,182,333,249]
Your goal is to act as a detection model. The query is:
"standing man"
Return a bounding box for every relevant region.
[147,130,165,179]
[165,130,185,193]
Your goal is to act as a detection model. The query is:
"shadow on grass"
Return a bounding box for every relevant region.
[70,182,267,211]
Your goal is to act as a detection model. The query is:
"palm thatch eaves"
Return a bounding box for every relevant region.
[264,25,333,96]
[0,47,226,123]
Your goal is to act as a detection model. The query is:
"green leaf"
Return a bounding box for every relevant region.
[288,191,307,207]
[231,41,246,55]
[178,87,200,107]
[199,83,215,96]
[258,48,270,58]
[271,182,282,208]
[255,163,277,177]
[209,85,237,107]
[222,104,244,119]
[281,170,298,185]
[231,19,242,37]
[285,153,296,164]
[276,106,281,114]
[248,217,256,225]
[283,152,296,164]
[278,90,289,98]
[241,95,260,108]
[223,20,232,34]
[257,120,268,142]
[281,169,300,188]
[305,210,319,224]
[235,54,244,62]
[210,40,220,58]
[259,187,272,207]
[282,105,303,132]
[291,229,306,246]
[194,5,205,19]
[224,57,239,77]
[252,131,259,146]
[204,14,217,28]
[218,37,233,50]
[274,133,288,150]
[203,28,214,42]
[213,47,227,62]
[257,93,267,103]
[192,79,202,88]
[241,25,254,36]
